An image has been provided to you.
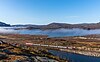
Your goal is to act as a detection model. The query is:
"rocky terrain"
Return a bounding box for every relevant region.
[0,34,99,58]
[0,36,67,62]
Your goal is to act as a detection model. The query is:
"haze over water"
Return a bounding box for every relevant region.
[1,27,100,37]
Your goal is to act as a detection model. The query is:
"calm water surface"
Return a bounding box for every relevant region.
[17,28,100,37]
[1,28,100,37]
[48,50,100,62]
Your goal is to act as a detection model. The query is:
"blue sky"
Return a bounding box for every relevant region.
[0,0,100,24]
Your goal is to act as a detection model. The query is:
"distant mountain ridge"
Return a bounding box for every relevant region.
[12,22,100,30]
[1,21,100,30]
[0,22,10,27]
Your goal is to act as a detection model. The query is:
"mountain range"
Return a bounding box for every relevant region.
[1,21,100,30]
[13,22,100,30]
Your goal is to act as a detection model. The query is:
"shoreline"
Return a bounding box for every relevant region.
[25,43,100,57]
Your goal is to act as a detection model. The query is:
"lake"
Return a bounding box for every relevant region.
[48,50,100,62]
[9,28,100,37]
[1,27,100,37]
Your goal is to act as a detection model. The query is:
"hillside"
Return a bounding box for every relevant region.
[0,22,10,27]
[1,21,100,30]
[23,22,100,30]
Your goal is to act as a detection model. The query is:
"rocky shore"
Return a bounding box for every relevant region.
[0,40,67,62]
